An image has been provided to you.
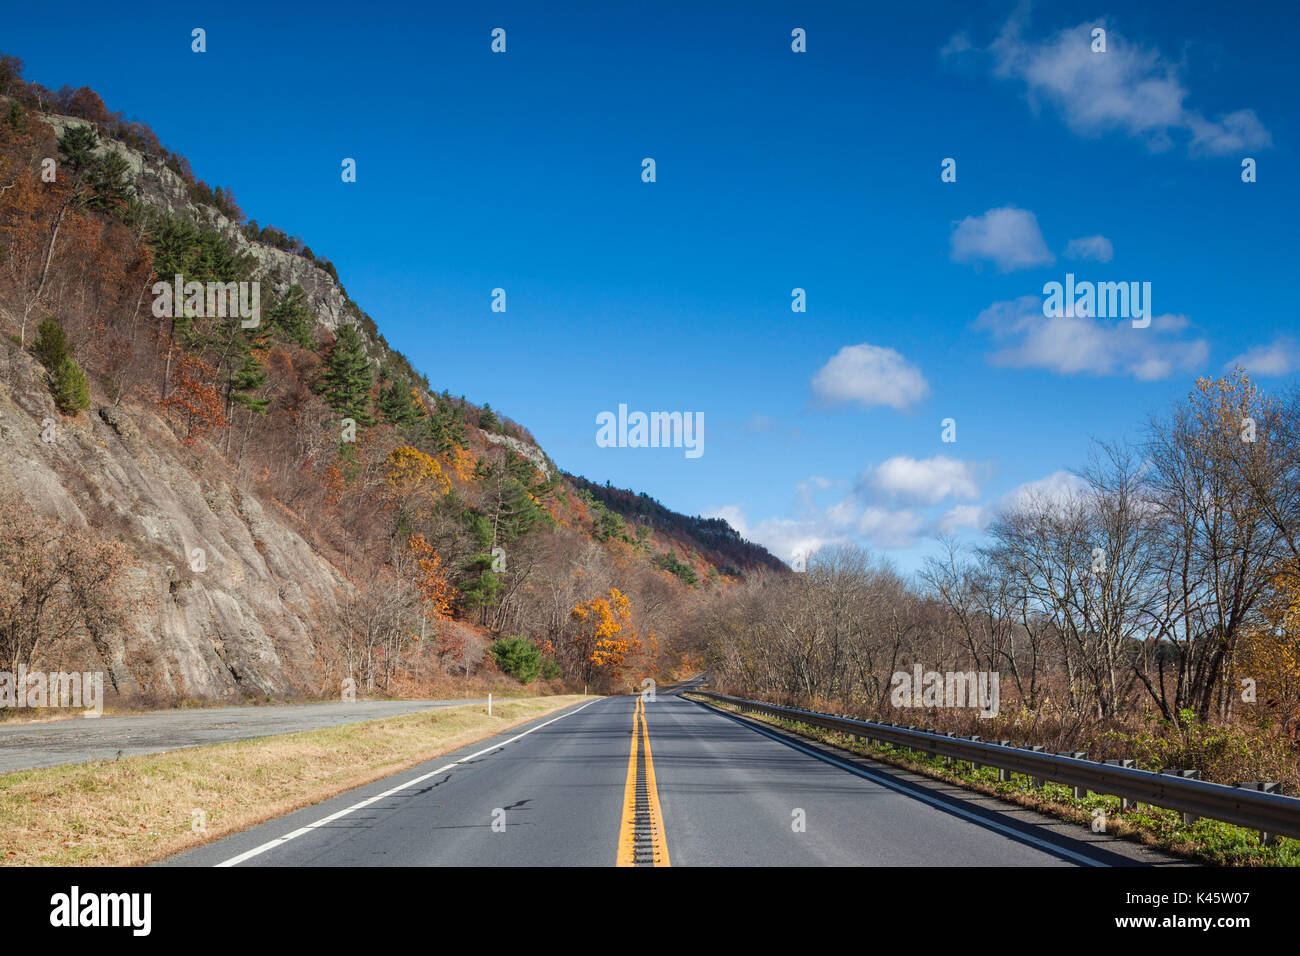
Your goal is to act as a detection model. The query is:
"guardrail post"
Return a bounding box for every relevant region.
[923,728,938,758]
[906,726,918,754]
[967,735,982,771]
[1103,759,1138,810]
[1056,752,1087,798]
[996,741,1013,781]
[1236,782,1283,845]
[1161,769,1200,824]
[1026,745,1045,787]
[942,731,957,765]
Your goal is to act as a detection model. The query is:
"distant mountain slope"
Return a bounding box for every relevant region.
[565,474,788,577]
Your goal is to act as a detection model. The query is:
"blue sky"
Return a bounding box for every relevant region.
[6,0,1297,572]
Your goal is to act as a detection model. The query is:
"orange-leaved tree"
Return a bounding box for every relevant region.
[403,532,461,673]
[159,350,227,445]
[406,533,454,620]
[570,587,639,685]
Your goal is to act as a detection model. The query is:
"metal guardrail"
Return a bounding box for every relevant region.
[689,691,1300,843]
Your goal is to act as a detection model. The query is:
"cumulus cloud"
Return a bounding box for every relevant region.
[863,455,982,506]
[975,295,1207,381]
[854,507,926,549]
[950,207,1054,272]
[811,343,930,410]
[1225,337,1300,378]
[949,14,1271,156]
[702,506,843,567]
[937,503,991,534]
[712,453,989,562]
[1064,235,1114,263]
[999,470,1091,514]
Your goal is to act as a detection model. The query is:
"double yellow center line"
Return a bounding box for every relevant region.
[616,694,670,866]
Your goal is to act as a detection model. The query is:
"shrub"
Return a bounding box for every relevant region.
[49,358,90,415]
[32,317,71,369]
[491,635,542,684]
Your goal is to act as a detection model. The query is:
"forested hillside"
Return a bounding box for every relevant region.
[565,474,789,580]
[0,58,760,705]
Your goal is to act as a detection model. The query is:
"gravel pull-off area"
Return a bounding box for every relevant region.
[0,699,487,772]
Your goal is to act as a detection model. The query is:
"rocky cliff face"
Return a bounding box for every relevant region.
[41,112,353,334]
[3,113,367,703]
[0,328,350,702]
[0,112,568,705]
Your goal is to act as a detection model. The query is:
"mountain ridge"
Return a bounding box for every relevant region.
[0,62,775,704]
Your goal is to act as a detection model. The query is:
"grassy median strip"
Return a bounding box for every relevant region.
[0,695,590,867]
[690,696,1300,867]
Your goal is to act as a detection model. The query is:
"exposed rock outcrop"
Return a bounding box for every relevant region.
[0,333,351,703]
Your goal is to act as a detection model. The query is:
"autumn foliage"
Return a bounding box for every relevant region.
[159,351,227,444]
[570,588,639,684]
[406,533,454,621]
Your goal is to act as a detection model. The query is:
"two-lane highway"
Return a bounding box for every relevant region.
[165,691,1178,867]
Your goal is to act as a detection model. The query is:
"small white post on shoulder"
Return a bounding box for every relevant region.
[488,693,492,717]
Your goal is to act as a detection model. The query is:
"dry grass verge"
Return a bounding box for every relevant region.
[0,694,590,866]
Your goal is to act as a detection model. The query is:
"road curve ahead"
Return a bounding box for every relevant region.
[165,692,1173,867]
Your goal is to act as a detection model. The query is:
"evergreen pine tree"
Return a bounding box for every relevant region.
[315,323,374,425]
[230,352,270,414]
[50,358,90,415]
[378,378,425,429]
[32,317,71,369]
[268,284,314,348]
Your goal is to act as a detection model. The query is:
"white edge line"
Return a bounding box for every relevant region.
[215,698,602,867]
[696,700,1105,868]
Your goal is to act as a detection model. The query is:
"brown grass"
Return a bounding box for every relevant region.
[0,695,589,866]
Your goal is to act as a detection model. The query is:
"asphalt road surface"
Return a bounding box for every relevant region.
[165,690,1183,867]
[0,698,486,772]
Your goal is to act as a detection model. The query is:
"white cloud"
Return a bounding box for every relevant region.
[706,495,924,559]
[854,507,926,549]
[951,207,1054,272]
[715,456,987,561]
[1225,338,1300,378]
[1064,235,1114,263]
[937,503,991,534]
[705,507,842,567]
[975,295,1208,381]
[1000,470,1090,513]
[799,476,834,492]
[1185,109,1272,156]
[706,504,750,538]
[811,343,930,410]
[865,455,982,505]
[965,15,1271,156]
